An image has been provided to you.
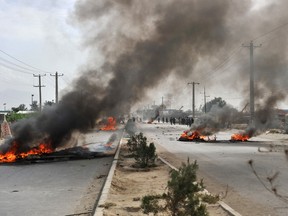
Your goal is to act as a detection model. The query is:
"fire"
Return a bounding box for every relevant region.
[231,133,250,141]
[100,117,117,131]
[0,141,54,163]
[179,130,206,141]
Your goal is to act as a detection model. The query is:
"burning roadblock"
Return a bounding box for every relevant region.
[100,116,117,131]
[0,116,120,164]
[178,129,254,143]
[230,132,250,142]
[175,104,261,143]
[179,130,214,142]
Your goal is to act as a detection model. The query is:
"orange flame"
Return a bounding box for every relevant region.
[231,133,250,141]
[179,130,206,141]
[100,117,117,131]
[0,141,54,163]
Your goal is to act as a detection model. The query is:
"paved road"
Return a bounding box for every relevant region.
[0,129,123,216]
[138,122,288,216]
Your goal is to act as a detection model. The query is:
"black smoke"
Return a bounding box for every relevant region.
[2,0,288,152]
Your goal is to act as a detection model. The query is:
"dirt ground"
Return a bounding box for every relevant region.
[102,140,230,216]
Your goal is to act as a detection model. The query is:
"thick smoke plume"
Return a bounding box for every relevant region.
[2,0,288,152]
[190,104,239,135]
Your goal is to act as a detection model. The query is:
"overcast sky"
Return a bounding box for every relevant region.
[0,0,86,110]
[0,0,285,112]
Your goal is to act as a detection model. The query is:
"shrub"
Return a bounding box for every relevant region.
[201,193,219,204]
[127,133,157,168]
[141,194,163,215]
[6,112,38,123]
[141,159,209,216]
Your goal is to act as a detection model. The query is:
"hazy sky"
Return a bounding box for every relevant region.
[0,0,286,112]
[0,0,85,110]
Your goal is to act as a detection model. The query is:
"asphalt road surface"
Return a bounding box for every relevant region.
[0,129,123,216]
[138,122,288,216]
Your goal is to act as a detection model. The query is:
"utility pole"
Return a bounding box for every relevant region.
[160,96,164,116]
[50,71,64,103]
[203,87,210,113]
[33,74,46,111]
[242,41,261,125]
[31,94,34,105]
[188,82,200,118]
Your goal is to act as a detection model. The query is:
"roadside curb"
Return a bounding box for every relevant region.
[93,137,124,216]
[218,201,242,216]
[93,136,242,216]
[158,156,242,216]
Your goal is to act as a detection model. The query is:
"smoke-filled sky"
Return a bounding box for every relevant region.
[0,0,288,112]
[1,0,288,152]
[71,0,288,112]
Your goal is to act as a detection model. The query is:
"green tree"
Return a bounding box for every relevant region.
[11,104,27,113]
[44,100,54,107]
[127,133,157,168]
[164,160,208,216]
[6,112,37,122]
[141,160,209,216]
[30,101,39,111]
[203,97,226,113]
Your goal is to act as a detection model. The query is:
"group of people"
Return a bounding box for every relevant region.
[179,117,194,127]
[157,116,194,127]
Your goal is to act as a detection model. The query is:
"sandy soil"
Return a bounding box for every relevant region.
[150,130,276,216]
[102,141,230,216]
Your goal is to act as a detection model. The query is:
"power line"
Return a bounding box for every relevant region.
[253,21,288,41]
[0,61,34,75]
[202,49,245,83]
[0,56,40,73]
[0,50,57,88]
[209,57,246,81]
[213,46,242,72]
[60,75,70,85]
[0,49,52,73]
[257,31,286,47]
[202,22,288,84]
[201,46,243,83]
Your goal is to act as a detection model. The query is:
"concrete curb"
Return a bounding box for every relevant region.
[158,156,242,216]
[93,137,124,216]
[93,138,242,216]
[218,201,242,216]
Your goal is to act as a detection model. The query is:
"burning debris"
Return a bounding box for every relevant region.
[178,125,257,143]
[2,0,288,159]
[0,140,53,163]
[178,129,253,143]
[179,130,206,142]
[100,117,117,131]
[177,104,237,142]
[178,130,216,142]
[230,133,250,142]
[0,137,108,164]
[230,127,256,142]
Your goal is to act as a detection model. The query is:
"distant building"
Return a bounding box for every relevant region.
[0,111,9,123]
